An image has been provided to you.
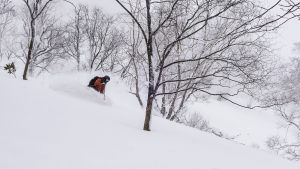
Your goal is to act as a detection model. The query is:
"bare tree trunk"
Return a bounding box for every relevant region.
[143,50,154,131]
[161,74,166,116]
[132,54,144,107]
[166,63,181,119]
[143,90,154,131]
[75,16,80,71]
[77,56,80,71]
[136,91,144,107]
[143,0,154,131]
[23,20,35,80]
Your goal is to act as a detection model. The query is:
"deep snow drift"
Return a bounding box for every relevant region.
[1,72,299,169]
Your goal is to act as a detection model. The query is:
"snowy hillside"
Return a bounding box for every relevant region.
[1,72,299,169]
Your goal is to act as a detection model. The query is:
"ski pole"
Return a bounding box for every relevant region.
[103,86,106,100]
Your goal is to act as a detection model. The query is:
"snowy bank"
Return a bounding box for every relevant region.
[0,72,299,169]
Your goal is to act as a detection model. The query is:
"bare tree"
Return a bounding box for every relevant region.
[266,107,300,161]
[83,7,124,71]
[118,0,147,107]
[20,0,66,77]
[124,22,146,107]
[266,57,300,161]
[116,0,300,131]
[0,0,14,60]
[63,3,86,71]
[21,0,55,80]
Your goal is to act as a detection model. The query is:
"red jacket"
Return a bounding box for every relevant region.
[94,78,105,93]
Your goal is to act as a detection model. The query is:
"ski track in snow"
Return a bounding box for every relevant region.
[50,81,112,106]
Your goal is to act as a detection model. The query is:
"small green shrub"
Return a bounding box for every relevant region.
[4,62,16,77]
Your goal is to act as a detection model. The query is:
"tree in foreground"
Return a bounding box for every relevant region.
[115,0,300,131]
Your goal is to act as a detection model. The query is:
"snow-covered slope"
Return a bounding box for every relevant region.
[0,72,299,169]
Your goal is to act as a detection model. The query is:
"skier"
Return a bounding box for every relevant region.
[88,75,110,94]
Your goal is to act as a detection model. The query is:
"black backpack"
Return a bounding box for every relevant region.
[88,76,99,87]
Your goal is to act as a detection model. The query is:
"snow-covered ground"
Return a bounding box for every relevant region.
[189,99,283,149]
[1,71,300,169]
